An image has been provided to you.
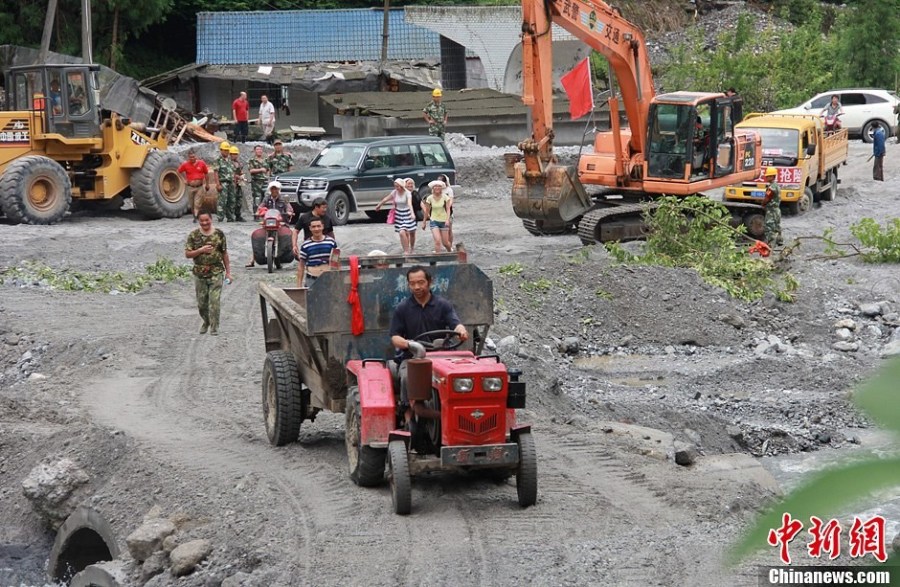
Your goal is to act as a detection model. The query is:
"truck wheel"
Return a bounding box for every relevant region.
[388,440,412,515]
[130,150,188,219]
[262,350,304,446]
[787,188,813,216]
[345,386,387,487]
[0,156,71,224]
[515,431,538,507]
[326,189,351,226]
[820,170,836,202]
[743,212,766,239]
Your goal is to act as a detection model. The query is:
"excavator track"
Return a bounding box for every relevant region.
[576,202,658,246]
[521,218,571,236]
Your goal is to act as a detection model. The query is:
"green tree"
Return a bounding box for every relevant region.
[834,0,900,88]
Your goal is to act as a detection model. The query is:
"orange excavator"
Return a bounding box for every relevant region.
[513,0,765,243]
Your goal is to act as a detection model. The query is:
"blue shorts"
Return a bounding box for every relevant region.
[429,220,447,230]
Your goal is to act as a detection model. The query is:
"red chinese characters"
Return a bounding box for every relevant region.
[768,514,889,564]
[768,513,804,564]
[807,516,842,560]
[848,515,887,562]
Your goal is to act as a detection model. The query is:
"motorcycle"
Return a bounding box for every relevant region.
[251,206,294,273]
[822,112,842,135]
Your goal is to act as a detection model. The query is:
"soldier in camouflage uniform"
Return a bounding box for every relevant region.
[248,145,270,211]
[268,139,294,176]
[762,166,783,246]
[422,88,448,139]
[184,212,232,336]
[213,143,236,222]
[229,146,246,222]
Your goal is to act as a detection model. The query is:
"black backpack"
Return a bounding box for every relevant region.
[410,189,424,221]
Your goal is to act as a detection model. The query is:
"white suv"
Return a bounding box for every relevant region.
[775,89,900,142]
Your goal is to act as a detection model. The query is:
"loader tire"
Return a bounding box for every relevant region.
[262,350,304,446]
[345,386,387,487]
[0,156,71,225]
[130,150,188,219]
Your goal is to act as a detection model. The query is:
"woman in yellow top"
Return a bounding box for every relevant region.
[422,179,453,253]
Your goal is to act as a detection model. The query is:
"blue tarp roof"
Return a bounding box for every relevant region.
[197,9,441,65]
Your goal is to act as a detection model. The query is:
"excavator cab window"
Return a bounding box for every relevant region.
[647,103,693,179]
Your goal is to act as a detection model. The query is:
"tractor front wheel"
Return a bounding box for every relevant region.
[515,432,538,507]
[388,440,411,515]
[0,156,71,224]
[130,150,188,219]
[345,386,387,487]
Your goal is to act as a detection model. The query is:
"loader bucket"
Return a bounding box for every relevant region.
[510,162,592,223]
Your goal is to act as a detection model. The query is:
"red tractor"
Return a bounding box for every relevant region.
[257,252,537,514]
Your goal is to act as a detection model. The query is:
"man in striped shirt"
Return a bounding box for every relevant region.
[296,218,337,287]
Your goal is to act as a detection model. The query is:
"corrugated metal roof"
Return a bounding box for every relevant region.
[197,9,440,65]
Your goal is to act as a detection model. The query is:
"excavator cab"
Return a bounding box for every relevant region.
[646,93,744,182]
[6,65,101,139]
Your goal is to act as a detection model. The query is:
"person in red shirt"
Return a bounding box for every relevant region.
[177,149,210,222]
[232,91,250,143]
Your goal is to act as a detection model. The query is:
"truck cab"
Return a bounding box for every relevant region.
[724,113,848,215]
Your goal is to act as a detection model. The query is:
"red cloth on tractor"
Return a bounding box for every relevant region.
[348,255,365,336]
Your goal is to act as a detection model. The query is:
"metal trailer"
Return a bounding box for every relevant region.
[257,251,537,514]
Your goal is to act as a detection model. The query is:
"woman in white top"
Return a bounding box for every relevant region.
[375,178,417,254]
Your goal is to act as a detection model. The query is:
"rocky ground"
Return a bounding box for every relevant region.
[0,129,899,586]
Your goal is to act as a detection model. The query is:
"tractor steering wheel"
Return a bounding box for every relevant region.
[414,329,464,351]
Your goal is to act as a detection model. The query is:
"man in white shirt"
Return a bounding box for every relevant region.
[259,95,276,143]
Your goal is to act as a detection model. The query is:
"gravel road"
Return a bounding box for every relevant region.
[0,137,898,586]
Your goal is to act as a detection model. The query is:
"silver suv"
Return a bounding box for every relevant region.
[777,88,900,142]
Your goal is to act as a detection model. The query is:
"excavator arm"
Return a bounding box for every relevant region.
[520,0,654,167]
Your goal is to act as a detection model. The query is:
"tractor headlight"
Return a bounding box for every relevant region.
[453,378,474,392]
[482,377,503,392]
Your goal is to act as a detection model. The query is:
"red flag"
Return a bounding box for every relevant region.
[347,255,364,336]
[560,58,594,120]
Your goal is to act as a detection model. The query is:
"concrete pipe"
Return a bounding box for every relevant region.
[406,358,433,401]
[47,506,120,584]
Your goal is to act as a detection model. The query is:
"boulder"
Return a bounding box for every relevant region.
[881,340,900,358]
[21,458,90,529]
[831,341,859,352]
[170,539,212,576]
[126,518,176,562]
[833,318,857,331]
[496,335,519,358]
[140,551,168,582]
[834,328,853,341]
[558,337,580,355]
[858,303,883,317]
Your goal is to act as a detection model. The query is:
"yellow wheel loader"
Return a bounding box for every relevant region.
[0,64,187,224]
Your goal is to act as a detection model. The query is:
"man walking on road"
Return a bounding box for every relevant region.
[214,142,236,222]
[177,149,209,223]
[185,212,232,336]
[248,145,269,210]
[762,166,783,247]
[872,121,886,182]
[259,95,276,143]
[232,91,250,143]
[423,89,448,139]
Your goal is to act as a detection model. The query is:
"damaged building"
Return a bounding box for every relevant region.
[143,7,608,147]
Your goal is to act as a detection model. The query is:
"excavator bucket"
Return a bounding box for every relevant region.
[511,162,592,223]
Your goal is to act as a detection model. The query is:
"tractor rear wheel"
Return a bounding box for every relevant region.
[130,150,188,219]
[345,386,387,487]
[0,156,71,224]
[515,432,538,507]
[262,351,304,446]
[388,440,412,515]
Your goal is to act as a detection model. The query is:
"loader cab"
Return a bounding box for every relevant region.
[6,65,100,139]
[646,93,743,181]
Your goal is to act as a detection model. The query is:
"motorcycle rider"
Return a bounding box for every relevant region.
[820,95,843,132]
[246,181,292,268]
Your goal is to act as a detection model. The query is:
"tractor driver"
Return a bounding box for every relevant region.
[390,266,468,423]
